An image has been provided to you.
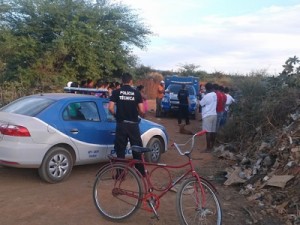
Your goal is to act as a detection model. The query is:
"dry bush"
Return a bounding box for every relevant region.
[136,72,164,100]
[218,75,300,151]
[136,78,157,100]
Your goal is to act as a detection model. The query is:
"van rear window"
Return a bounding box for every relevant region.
[167,84,195,95]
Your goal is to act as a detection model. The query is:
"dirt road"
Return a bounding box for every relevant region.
[0,101,283,225]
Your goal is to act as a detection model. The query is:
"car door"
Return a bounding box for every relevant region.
[96,100,118,155]
[97,100,137,157]
[61,99,116,163]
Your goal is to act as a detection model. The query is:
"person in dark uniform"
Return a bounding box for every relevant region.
[108,73,145,175]
[177,84,190,125]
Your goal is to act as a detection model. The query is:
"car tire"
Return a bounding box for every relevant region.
[38,146,73,184]
[145,137,163,163]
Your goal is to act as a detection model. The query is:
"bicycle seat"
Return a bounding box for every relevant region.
[131,145,151,153]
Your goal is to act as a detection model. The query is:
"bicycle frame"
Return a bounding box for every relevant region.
[109,155,199,197]
[106,130,217,216]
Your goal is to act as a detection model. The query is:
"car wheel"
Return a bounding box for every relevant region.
[38,146,73,184]
[145,137,163,163]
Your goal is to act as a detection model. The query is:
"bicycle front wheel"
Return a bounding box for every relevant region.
[93,163,143,221]
[176,177,222,225]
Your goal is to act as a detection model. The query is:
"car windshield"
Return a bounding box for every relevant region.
[167,84,195,95]
[0,97,55,116]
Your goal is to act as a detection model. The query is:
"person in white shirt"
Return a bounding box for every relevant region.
[200,82,217,151]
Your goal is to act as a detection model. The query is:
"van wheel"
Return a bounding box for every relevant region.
[38,146,73,183]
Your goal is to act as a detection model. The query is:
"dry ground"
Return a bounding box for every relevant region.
[0,100,284,225]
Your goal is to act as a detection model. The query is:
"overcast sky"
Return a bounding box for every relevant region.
[117,0,300,75]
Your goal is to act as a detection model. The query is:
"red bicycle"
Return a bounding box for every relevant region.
[93,130,222,225]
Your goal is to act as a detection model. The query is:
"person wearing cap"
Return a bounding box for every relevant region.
[156,80,165,117]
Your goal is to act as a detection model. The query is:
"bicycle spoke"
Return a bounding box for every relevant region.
[93,164,142,221]
[176,178,222,225]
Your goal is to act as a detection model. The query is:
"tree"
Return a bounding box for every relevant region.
[281,55,300,76]
[177,63,200,76]
[134,65,153,79]
[286,55,300,66]
[0,0,153,91]
[278,56,300,88]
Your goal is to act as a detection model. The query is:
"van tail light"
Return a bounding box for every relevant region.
[0,124,31,137]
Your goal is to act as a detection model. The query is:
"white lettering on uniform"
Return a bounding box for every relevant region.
[120,91,134,95]
[119,90,135,101]
[120,96,135,100]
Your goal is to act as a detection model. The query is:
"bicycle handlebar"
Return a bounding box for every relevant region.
[172,130,207,156]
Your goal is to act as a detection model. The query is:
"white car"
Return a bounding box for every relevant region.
[0,93,168,183]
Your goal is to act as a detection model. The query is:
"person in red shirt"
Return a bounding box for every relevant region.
[213,84,227,130]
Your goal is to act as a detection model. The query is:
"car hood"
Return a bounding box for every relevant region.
[139,118,167,136]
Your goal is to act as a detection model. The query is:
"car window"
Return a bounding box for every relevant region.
[103,102,115,122]
[63,102,100,121]
[0,97,54,116]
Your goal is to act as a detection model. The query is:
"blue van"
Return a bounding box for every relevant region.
[161,75,199,119]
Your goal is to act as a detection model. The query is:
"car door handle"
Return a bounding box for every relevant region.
[70,129,79,134]
[110,131,116,135]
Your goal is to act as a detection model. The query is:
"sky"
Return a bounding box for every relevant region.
[117,0,300,75]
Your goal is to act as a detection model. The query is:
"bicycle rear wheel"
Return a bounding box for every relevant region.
[93,163,143,221]
[176,177,222,225]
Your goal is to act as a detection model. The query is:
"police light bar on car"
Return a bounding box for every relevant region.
[170,81,193,84]
[63,87,108,96]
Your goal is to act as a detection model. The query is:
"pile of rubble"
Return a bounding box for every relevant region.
[216,113,300,225]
